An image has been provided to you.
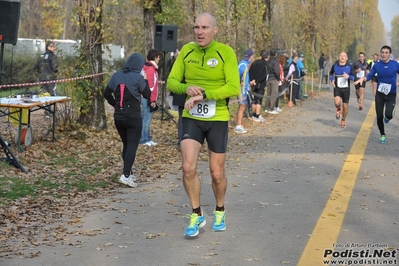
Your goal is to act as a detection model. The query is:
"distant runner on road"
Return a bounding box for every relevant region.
[352,52,369,110]
[330,52,354,128]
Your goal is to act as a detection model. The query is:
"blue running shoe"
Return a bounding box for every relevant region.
[212,211,226,232]
[184,213,206,237]
[384,117,389,124]
[379,135,387,144]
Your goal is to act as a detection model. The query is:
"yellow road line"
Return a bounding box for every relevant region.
[297,102,375,265]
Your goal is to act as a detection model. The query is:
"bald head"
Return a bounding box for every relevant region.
[196,12,217,28]
[194,12,218,48]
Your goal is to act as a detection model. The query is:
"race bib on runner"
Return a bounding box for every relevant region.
[377,83,392,95]
[189,99,216,118]
[356,70,365,78]
[336,76,348,88]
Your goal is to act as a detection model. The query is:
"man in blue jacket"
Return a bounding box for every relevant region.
[330,52,354,128]
[288,52,305,100]
[235,49,253,133]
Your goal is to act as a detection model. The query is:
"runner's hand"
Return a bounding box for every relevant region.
[186,86,204,97]
[184,95,202,110]
[354,77,364,85]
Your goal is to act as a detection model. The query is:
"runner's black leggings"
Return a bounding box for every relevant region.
[115,118,142,176]
[375,91,396,136]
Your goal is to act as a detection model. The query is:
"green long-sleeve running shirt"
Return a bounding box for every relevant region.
[167,40,240,121]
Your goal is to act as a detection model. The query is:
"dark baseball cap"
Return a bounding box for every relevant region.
[243,49,254,59]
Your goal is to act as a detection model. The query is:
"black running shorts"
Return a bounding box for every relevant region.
[181,118,228,153]
[334,87,350,103]
[355,80,366,90]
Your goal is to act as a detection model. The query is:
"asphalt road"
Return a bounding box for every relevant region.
[1,84,398,266]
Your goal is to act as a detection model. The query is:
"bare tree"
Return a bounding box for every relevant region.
[75,0,106,129]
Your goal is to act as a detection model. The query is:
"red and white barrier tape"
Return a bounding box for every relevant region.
[0,72,108,89]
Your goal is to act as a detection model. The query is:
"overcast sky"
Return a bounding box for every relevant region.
[378,0,399,32]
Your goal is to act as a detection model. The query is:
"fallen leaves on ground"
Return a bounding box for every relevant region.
[0,102,293,258]
[0,109,186,257]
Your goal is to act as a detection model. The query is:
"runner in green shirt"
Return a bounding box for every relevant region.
[167,12,240,238]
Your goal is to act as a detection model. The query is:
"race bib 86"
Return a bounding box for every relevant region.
[189,99,216,118]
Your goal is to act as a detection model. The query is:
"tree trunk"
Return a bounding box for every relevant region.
[228,0,237,50]
[263,0,273,46]
[144,8,155,56]
[62,0,74,39]
[76,0,106,130]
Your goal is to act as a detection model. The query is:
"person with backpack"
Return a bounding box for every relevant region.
[329,52,354,128]
[234,49,254,133]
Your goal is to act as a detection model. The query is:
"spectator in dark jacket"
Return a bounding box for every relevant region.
[249,50,269,122]
[323,56,332,84]
[34,41,58,96]
[265,48,281,114]
[318,53,325,83]
[103,53,151,188]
